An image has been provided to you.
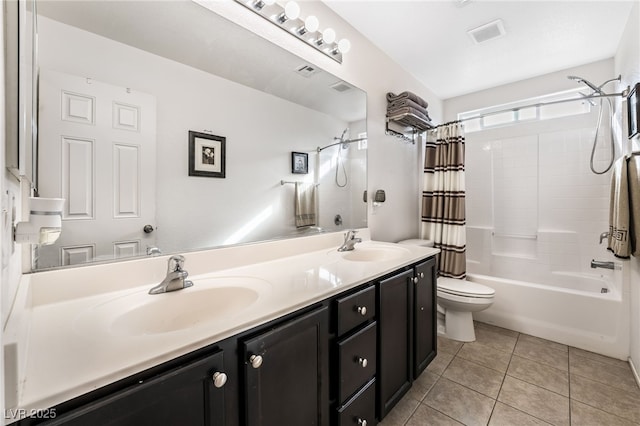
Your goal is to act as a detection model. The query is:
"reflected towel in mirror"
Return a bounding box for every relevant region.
[295,182,317,228]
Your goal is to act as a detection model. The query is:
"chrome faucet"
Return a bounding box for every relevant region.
[146,246,162,256]
[338,230,362,252]
[149,255,194,294]
[599,232,609,244]
[590,259,614,270]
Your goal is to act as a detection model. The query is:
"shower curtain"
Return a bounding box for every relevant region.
[421,122,466,279]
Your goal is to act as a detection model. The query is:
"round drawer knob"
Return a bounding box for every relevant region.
[358,418,367,426]
[249,354,263,369]
[212,372,227,388]
[357,306,367,316]
[358,357,368,368]
[419,272,425,278]
[413,277,419,284]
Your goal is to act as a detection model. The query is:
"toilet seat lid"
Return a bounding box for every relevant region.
[437,277,495,297]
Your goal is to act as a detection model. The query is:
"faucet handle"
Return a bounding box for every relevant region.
[345,229,358,239]
[167,255,186,273]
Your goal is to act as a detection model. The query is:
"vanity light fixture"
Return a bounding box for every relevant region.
[277,1,300,23]
[298,15,319,36]
[234,0,349,63]
[332,39,351,55]
[253,0,275,11]
[316,28,335,46]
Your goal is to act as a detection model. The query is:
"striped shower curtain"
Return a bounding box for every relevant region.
[421,122,466,279]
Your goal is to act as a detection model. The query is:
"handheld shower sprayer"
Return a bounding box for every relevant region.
[334,128,348,143]
[567,74,621,175]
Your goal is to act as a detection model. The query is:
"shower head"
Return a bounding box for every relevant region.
[567,75,601,94]
[334,128,349,143]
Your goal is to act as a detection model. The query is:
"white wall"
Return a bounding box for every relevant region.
[615,1,640,379]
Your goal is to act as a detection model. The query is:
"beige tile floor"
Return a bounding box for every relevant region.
[380,322,640,426]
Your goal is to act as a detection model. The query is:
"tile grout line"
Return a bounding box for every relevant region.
[485,331,519,425]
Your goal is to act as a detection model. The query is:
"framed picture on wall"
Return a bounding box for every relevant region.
[291,152,308,174]
[628,82,639,139]
[188,131,226,178]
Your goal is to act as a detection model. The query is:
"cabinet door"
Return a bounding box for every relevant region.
[243,307,329,426]
[414,257,437,378]
[377,269,413,419]
[44,350,226,426]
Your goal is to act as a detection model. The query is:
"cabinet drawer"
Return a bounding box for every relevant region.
[336,285,376,336]
[338,321,377,403]
[337,378,376,426]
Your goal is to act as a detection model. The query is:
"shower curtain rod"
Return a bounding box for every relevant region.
[317,137,367,153]
[431,90,628,130]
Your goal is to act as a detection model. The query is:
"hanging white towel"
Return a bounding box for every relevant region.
[608,154,640,258]
[295,182,316,228]
[628,154,640,257]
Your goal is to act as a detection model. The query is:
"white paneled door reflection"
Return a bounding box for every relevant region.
[37,69,157,268]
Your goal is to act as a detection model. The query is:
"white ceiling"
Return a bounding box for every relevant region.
[324,0,637,99]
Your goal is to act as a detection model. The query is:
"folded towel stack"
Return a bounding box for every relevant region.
[386,91,432,124]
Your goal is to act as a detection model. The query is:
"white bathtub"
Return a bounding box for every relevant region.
[470,271,629,360]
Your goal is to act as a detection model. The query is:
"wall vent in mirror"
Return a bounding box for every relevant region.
[233,0,351,63]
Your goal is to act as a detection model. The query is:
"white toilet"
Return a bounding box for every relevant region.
[436,277,494,342]
[398,238,496,342]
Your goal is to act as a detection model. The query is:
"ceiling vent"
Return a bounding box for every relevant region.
[467,19,506,44]
[294,64,320,78]
[330,81,352,93]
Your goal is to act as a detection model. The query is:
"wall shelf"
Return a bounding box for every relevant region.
[387,111,434,132]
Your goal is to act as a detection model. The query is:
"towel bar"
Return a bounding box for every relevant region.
[280,180,319,186]
[491,232,538,240]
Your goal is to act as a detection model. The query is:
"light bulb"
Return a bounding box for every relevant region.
[337,39,351,53]
[304,15,319,32]
[284,2,300,20]
[277,1,299,23]
[322,28,336,44]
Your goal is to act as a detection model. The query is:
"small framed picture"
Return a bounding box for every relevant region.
[188,131,225,178]
[291,152,308,174]
[628,82,639,139]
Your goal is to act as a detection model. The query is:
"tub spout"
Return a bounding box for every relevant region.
[599,232,608,244]
[590,259,614,270]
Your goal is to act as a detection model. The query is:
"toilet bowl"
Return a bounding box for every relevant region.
[437,277,495,342]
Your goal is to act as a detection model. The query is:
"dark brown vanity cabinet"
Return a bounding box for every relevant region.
[40,349,227,426]
[377,257,437,420]
[242,306,329,426]
[333,285,377,426]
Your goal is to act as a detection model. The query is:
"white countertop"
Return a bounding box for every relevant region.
[5,230,438,417]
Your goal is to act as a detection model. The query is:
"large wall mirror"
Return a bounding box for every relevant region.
[31,0,367,271]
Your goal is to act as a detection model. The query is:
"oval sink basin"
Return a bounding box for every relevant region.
[112,286,259,335]
[75,276,271,336]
